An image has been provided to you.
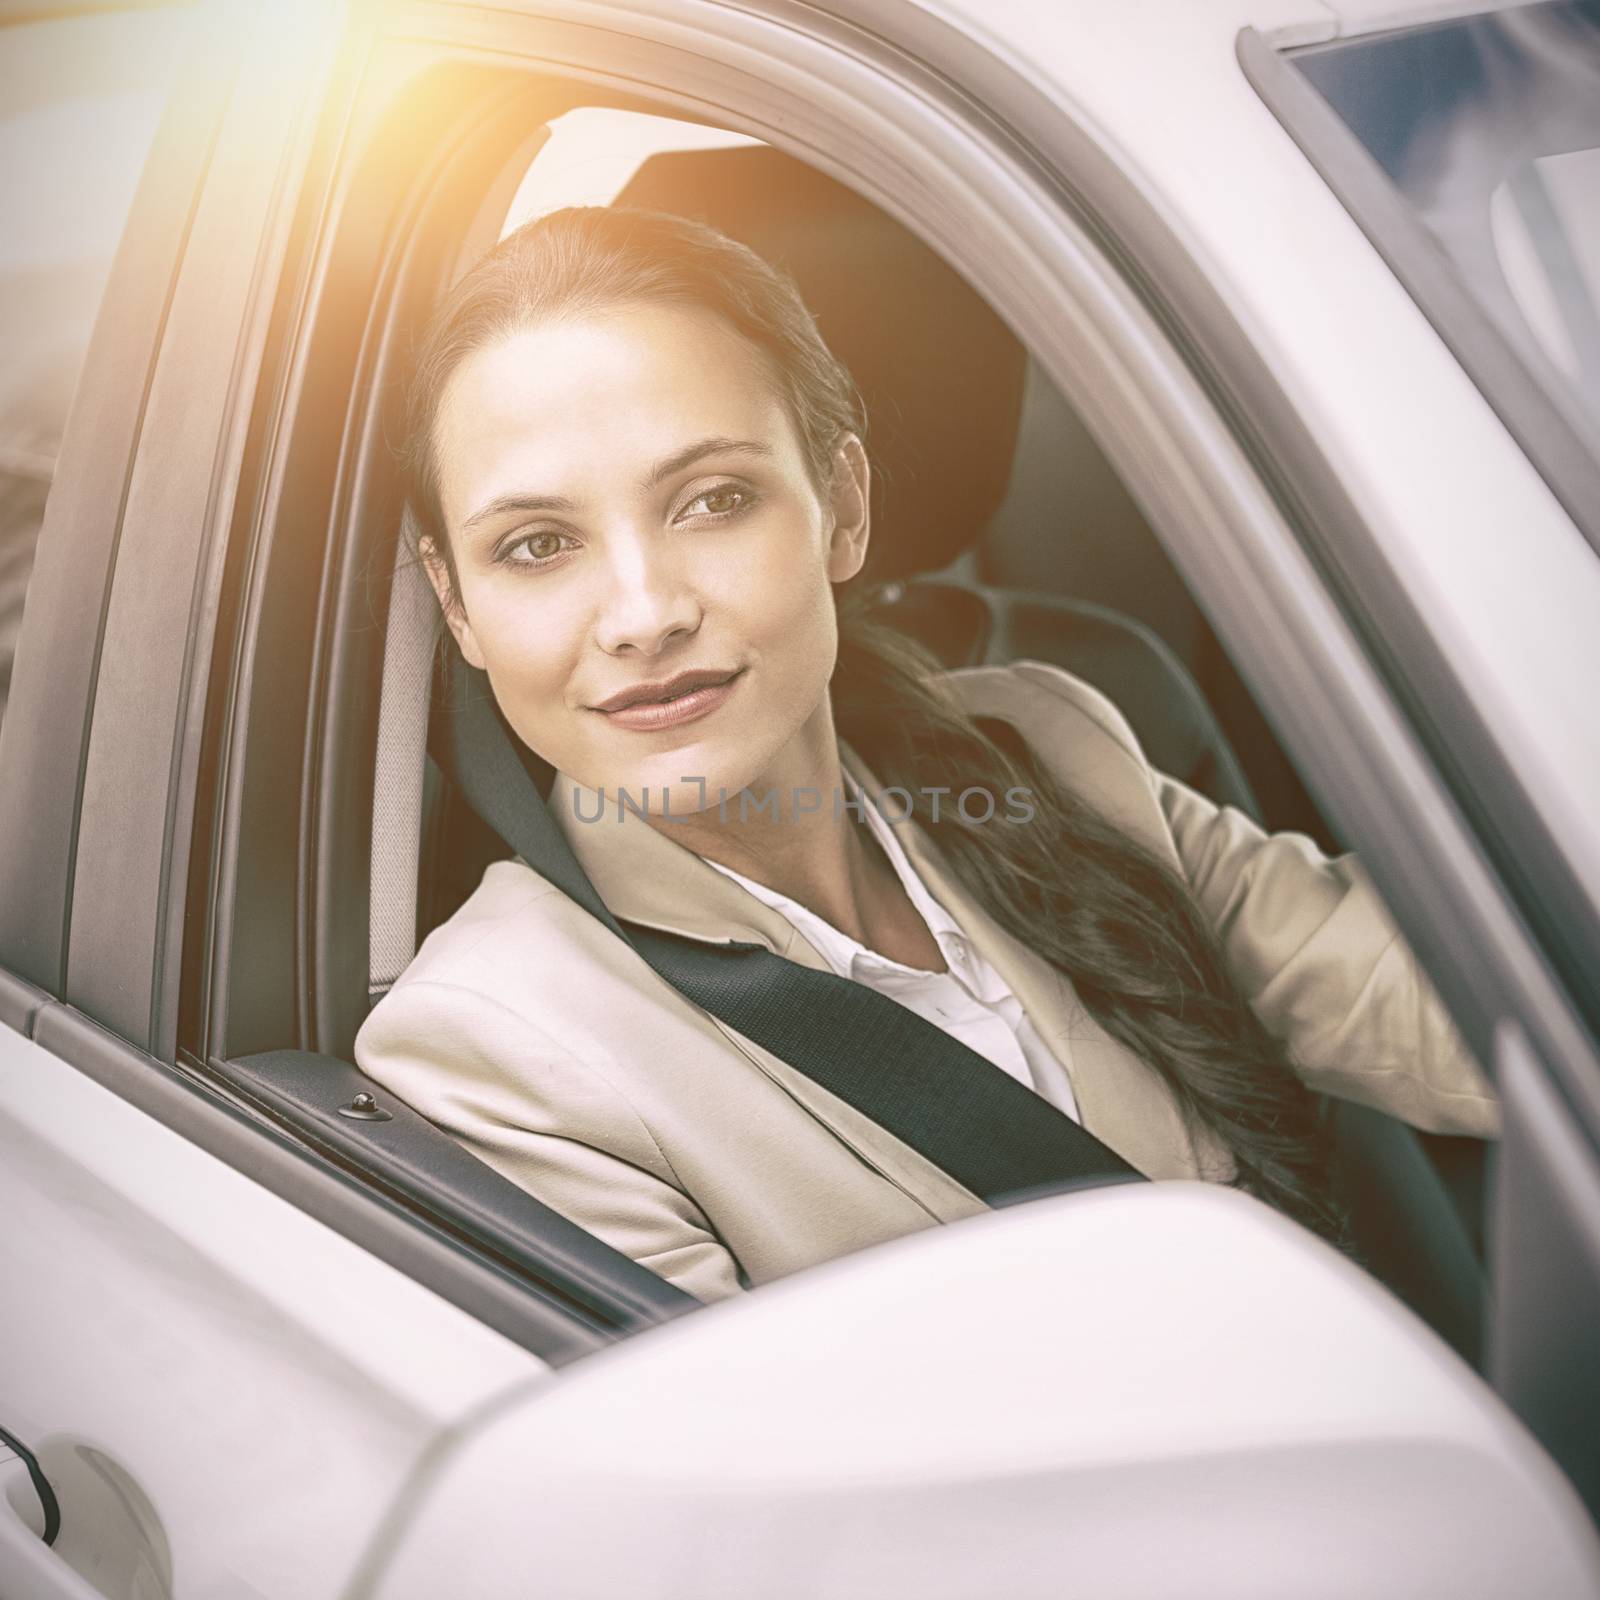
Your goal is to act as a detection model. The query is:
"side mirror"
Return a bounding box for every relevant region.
[354,1184,1600,1599]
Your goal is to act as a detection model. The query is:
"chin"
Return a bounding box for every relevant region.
[635,741,776,808]
[593,747,722,800]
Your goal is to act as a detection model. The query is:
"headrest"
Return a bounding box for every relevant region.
[614,146,1026,581]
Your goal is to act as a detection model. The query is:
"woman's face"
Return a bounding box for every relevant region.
[427,301,870,814]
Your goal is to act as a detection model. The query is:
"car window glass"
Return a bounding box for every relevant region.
[1290,4,1600,450]
[0,6,192,731]
[502,105,763,234]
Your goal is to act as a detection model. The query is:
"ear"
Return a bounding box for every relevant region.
[824,433,871,583]
[420,537,487,671]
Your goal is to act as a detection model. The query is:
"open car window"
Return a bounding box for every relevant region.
[345,93,1498,1363]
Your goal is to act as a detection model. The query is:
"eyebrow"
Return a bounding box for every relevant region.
[459,436,775,536]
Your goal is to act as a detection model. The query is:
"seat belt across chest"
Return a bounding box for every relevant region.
[437,661,1144,1205]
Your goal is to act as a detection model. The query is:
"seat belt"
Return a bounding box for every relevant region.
[435,660,1143,1205]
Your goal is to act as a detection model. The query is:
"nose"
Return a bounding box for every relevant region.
[592,535,703,657]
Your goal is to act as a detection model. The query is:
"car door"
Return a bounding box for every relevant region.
[256,0,1600,1558]
[0,8,558,1596]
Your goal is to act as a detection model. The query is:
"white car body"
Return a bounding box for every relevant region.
[2,0,1598,1594]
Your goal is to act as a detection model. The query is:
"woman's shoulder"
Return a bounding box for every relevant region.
[941,659,1147,761]
[385,857,567,993]
[940,659,1162,812]
[361,854,634,1071]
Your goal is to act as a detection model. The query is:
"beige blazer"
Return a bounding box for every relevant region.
[354,661,1499,1302]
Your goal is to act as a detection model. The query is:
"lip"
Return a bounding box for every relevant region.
[592,667,745,732]
[592,667,742,712]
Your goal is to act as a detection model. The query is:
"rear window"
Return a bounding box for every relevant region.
[0,5,192,730]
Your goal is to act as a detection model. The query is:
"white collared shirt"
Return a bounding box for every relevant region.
[701,772,1081,1123]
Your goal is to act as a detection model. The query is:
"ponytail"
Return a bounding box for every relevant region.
[832,593,1347,1245]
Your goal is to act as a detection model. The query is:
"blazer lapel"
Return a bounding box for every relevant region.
[547,770,986,1220]
[548,752,1202,1189]
[547,771,834,971]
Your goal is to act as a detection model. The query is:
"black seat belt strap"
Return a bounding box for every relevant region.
[438,664,1143,1204]
[624,923,1141,1202]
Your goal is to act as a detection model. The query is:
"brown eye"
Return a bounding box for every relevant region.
[683,484,749,519]
[505,530,566,564]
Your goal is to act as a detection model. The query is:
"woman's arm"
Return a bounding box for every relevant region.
[1157,771,1500,1137]
[984,660,1499,1136]
[354,978,746,1302]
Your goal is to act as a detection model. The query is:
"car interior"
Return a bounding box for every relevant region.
[212,100,1493,1362]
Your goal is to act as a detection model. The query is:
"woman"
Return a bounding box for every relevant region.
[355,205,1498,1303]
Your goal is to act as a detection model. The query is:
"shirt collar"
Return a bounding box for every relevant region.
[546,763,836,970]
[699,767,976,985]
[846,769,974,951]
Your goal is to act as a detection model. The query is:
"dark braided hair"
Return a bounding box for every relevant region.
[832,606,1345,1242]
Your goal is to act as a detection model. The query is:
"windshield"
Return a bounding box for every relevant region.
[1291,2,1600,448]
